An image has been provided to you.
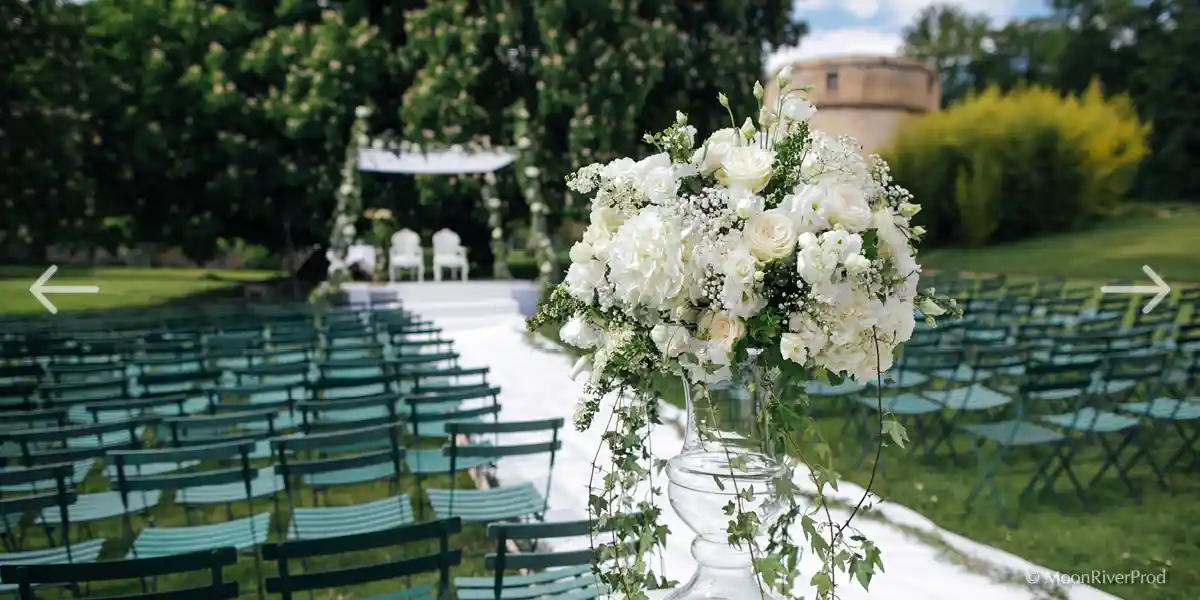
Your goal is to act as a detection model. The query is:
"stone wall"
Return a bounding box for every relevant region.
[765,55,940,154]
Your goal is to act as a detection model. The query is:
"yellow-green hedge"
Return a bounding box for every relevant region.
[885,81,1149,247]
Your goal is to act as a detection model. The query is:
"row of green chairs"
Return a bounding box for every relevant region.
[1,514,608,600]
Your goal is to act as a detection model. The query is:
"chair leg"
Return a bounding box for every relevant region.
[1086,430,1141,499]
[965,438,1014,526]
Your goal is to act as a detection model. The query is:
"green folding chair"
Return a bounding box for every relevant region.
[961,360,1100,526]
[456,518,604,599]
[853,347,962,461]
[1036,352,1167,499]
[263,518,463,600]
[109,440,272,596]
[426,418,563,524]
[273,422,414,539]
[1,546,238,600]
[0,463,75,552]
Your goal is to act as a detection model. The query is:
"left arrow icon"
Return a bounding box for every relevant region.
[30,265,100,315]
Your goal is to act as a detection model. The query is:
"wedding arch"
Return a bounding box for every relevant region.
[321,105,556,296]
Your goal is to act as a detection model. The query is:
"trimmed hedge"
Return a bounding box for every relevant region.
[885,81,1149,247]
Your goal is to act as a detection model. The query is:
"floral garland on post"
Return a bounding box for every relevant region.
[513,103,558,285]
[482,172,511,279]
[311,104,371,306]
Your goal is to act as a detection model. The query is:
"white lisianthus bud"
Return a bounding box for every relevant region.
[676,110,688,126]
[844,253,870,276]
[568,241,593,264]
[753,270,764,282]
[898,202,922,218]
[778,66,793,87]
[739,117,756,141]
[920,299,947,317]
[753,80,764,101]
[912,225,927,237]
[759,107,779,128]
[735,194,765,219]
[718,92,729,107]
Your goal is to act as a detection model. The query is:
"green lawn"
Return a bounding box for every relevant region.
[922,211,1200,283]
[0,267,282,316]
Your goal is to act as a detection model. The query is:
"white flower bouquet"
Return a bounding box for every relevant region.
[537,77,951,401]
[529,72,956,600]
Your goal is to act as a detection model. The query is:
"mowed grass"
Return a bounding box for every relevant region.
[922,210,1200,283]
[0,267,282,316]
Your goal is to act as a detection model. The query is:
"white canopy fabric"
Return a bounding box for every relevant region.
[358,148,517,174]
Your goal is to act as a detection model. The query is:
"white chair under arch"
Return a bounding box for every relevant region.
[431,228,469,282]
[388,228,424,282]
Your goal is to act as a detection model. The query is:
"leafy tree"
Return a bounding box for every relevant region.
[0,0,96,259]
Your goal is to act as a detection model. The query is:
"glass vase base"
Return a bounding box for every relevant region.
[661,574,787,600]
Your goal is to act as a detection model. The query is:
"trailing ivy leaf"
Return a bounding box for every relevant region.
[882,419,909,448]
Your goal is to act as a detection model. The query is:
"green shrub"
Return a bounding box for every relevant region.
[885,81,1149,247]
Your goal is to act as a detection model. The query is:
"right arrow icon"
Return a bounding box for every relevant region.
[1100,265,1172,314]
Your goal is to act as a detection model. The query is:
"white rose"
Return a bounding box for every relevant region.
[920,298,947,317]
[735,195,765,219]
[718,146,774,193]
[651,323,694,358]
[564,259,606,302]
[560,314,603,349]
[690,128,741,175]
[568,241,593,264]
[844,253,870,276]
[699,311,745,350]
[743,209,797,261]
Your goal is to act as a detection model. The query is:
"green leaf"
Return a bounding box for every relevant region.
[881,419,909,448]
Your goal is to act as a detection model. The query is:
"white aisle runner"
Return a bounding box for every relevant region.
[432,312,1120,600]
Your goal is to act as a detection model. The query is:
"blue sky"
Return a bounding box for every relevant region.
[767,0,1051,71]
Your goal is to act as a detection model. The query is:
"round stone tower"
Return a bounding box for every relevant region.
[765,55,941,154]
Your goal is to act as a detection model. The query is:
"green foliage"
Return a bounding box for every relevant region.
[885,83,1149,247]
[902,0,1200,203]
[2,0,803,268]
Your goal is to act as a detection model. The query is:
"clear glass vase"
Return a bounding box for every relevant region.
[664,375,789,600]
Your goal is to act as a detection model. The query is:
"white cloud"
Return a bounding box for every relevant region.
[771,0,1034,70]
[765,27,904,74]
[844,0,883,19]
